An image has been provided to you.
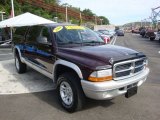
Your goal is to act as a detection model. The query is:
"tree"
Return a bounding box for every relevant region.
[1,0,7,5]
[82,9,94,16]
[44,0,60,4]
[99,16,110,25]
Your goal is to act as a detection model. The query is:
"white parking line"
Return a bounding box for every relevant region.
[110,36,116,45]
[0,48,12,50]
[0,53,13,56]
[112,36,117,45]
[109,36,117,45]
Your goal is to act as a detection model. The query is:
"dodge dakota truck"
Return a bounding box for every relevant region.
[13,24,149,112]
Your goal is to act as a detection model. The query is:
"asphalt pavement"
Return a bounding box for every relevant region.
[0,47,13,61]
[0,33,160,120]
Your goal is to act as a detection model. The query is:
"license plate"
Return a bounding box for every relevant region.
[125,86,138,98]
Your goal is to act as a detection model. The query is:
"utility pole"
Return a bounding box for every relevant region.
[54,17,58,22]
[10,0,15,41]
[65,5,68,23]
[94,15,97,25]
[151,6,160,29]
[0,11,5,21]
[11,0,15,17]
[100,19,103,25]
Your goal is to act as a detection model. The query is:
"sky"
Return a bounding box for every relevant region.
[61,0,160,25]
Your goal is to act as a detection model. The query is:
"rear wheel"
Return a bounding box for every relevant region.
[15,53,27,73]
[57,72,85,112]
[150,37,155,41]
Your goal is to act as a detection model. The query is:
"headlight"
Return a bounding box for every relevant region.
[88,69,113,82]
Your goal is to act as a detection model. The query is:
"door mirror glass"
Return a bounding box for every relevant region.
[37,36,48,43]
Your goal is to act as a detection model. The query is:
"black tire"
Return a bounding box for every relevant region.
[57,72,85,113]
[159,39,160,43]
[15,53,27,74]
[150,37,155,41]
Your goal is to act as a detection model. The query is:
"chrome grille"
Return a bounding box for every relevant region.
[115,63,132,71]
[113,58,146,80]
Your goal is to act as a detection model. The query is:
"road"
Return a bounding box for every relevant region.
[0,33,160,120]
[0,47,13,61]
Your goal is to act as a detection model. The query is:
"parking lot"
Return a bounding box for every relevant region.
[0,33,160,120]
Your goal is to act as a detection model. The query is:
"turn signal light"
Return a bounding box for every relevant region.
[88,76,113,82]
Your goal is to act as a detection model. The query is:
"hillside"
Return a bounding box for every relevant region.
[0,0,110,25]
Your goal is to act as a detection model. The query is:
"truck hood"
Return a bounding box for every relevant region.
[57,45,145,70]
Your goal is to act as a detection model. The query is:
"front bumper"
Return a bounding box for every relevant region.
[81,68,149,100]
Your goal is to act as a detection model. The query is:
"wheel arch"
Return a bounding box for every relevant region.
[53,59,83,84]
[14,45,23,62]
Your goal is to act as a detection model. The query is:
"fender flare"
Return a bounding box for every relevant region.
[53,59,83,81]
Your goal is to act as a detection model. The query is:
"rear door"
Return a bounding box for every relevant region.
[13,27,28,56]
[24,26,42,65]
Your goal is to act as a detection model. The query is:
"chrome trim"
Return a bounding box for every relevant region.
[115,68,132,73]
[23,58,53,79]
[113,57,146,80]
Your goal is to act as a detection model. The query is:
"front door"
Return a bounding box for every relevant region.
[36,26,55,73]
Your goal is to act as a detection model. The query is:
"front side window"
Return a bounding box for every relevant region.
[40,27,51,43]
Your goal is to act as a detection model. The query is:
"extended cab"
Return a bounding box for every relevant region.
[13,24,149,112]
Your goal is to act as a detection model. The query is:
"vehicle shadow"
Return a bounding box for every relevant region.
[83,98,114,111]
[0,60,114,113]
[32,89,114,113]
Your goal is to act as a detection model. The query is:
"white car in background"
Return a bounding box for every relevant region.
[95,31,110,44]
[98,30,114,39]
[155,31,160,42]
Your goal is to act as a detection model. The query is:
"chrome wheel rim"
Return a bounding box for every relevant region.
[15,57,20,70]
[60,81,73,106]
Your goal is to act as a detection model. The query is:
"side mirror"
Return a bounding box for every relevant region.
[37,36,48,44]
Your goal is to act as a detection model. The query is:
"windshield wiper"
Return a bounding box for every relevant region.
[83,41,104,43]
[58,41,82,45]
[82,41,105,46]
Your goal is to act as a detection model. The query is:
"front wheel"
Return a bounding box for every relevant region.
[57,73,85,112]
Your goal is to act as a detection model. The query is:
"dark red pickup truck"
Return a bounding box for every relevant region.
[13,24,149,112]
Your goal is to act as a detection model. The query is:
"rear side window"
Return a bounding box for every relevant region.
[13,27,28,43]
[14,27,28,36]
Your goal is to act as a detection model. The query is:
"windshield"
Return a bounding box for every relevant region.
[53,26,104,47]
